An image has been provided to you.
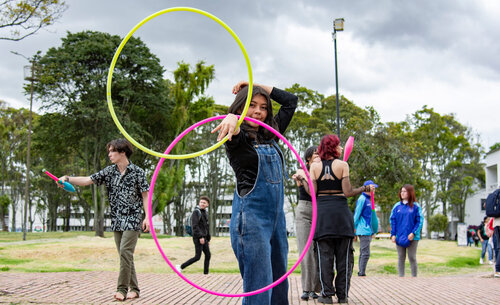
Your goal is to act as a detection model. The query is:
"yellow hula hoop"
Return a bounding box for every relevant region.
[106,7,252,159]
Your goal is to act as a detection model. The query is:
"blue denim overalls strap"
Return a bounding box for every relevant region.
[230,140,289,305]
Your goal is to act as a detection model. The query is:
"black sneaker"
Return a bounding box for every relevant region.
[301,291,309,300]
[338,298,348,303]
[309,291,320,299]
[318,295,334,304]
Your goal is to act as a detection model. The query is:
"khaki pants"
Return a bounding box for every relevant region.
[295,200,321,292]
[114,231,140,296]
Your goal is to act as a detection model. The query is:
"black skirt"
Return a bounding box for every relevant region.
[313,195,355,240]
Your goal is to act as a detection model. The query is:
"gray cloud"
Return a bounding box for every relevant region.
[1,0,499,147]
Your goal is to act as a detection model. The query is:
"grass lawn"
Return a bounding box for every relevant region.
[0,232,493,276]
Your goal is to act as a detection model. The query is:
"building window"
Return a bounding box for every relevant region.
[481,199,486,211]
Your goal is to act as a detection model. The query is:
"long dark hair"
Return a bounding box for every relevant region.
[228,86,278,143]
[399,184,416,208]
[317,134,341,160]
[303,146,317,171]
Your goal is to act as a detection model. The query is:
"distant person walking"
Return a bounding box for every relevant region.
[478,217,493,265]
[353,180,379,276]
[390,184,423,277]
[58,139,150,301]
[178,196,211,274]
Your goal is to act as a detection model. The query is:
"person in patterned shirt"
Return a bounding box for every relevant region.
[58,138,150,302]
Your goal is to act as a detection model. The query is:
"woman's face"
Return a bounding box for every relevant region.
[307,151,319,164]
[244,94,268,130]
[400,187,409,200]
[336,145,343,157]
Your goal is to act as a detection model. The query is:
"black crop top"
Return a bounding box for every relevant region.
[298,185,312,201]
[316,159,343,194]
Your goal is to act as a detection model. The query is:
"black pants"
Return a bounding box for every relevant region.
[316,238,354,300]
[181,237,211,274]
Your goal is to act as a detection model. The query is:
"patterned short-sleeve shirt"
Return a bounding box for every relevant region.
[90,162,149,231]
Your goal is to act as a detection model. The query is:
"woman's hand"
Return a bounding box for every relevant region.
[408,233,415,241]
[211,113,240,141]
[232,81,272,95]
[391,235,396,243]
[292,173,305,183]
[232,81,249,94]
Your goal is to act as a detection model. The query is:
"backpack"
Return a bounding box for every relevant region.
[185,209,201,236]
[485,189,500,217]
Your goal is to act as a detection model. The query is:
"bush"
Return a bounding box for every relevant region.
[428,214,448,233]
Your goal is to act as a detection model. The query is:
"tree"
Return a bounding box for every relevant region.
[33,30,170,236]
[0,0,67,41]
[0,105,32,232]
[428,214,448,237]
[411,106,483,238]
[154,61,215,236]
[0,194,10,231]
[488,142,500,153]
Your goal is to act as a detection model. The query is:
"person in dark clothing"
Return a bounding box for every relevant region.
[178,196,211,274]
[292,146,321,301]
[212,81,297,305]
[299,134,375,304]
[478,216,493,264]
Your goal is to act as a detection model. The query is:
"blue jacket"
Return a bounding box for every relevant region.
[390,201,424,240]
[354,193,378,236]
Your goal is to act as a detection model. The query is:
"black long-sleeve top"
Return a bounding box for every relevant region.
[225,87,298,196]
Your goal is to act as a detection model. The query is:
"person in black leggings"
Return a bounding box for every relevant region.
[297,135,374,304]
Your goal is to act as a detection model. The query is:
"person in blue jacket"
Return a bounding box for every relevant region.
[389,184,424,277]
[353,180,379,276]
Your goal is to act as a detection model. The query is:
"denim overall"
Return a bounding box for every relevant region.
[230,141,289,305]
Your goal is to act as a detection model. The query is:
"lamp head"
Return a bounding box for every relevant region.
[334,18,345,32]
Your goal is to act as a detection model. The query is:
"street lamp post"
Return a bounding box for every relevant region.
[22,61,35,241]
[332,18,344,138]
[12,51,36,241]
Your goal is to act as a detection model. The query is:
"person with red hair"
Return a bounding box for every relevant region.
[297,134,375,304]
[389,184,424,277]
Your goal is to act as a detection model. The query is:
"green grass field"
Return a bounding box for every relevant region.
[0,232,492,276]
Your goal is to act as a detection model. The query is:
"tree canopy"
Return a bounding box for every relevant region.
[0,0,67,41]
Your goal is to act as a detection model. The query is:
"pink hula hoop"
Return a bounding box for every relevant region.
[147,115,317,297]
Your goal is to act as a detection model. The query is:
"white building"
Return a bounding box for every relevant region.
[464,147,500,226]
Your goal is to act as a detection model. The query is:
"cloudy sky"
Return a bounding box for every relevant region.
[1,0,499,149]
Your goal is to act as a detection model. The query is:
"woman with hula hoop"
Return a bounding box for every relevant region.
[212,81,297,305]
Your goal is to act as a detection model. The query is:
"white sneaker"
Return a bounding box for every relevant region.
[489,260,494,265]
[480,258,484,264]
[175,265,182,273]
[494,272,500,278]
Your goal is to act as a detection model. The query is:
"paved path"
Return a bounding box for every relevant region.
[0,271,498,304]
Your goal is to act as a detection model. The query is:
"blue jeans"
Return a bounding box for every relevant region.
[481,240,493,261]
[494,227,500,272]
[230,142,289,305]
